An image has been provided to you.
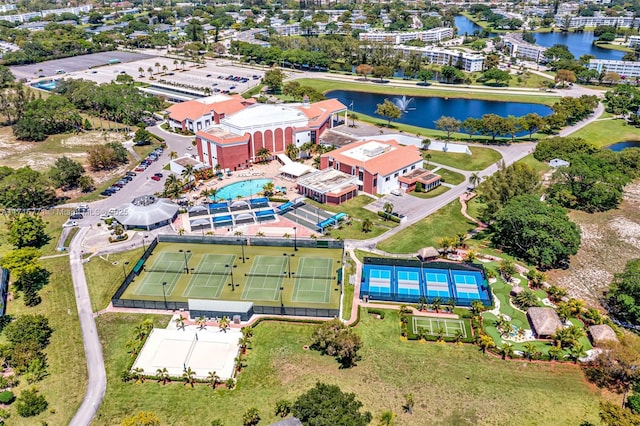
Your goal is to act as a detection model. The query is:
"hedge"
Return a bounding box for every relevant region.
[377,211,401,223]
[366,308,386,319]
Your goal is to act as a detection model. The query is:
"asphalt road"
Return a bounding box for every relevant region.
[68,226,107,426]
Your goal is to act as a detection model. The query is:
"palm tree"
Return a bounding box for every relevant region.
[156,367,170,385]
[453,329,464,344]
[522,342,537,361]
[421,139,431,150]
[425,152,432,167]
[154,62,161,74]
[494,316,510,336]
[162,65,168,74]
[209,187,219,202]
[469,172,481,189]
[499,342,515,360]
[514,290,539,309]
[256,147,271,162]
[362,218,373,233]
[174,314,186,330]
[164,174,182,199]
[383,202,394,218]
[568,298,585,316]
[168,150,178,160]
[262,181,275,197]
[214,163,222,176]
[147,66,153,78]
[181,164,195,184]
[446,298,456,313]
[132,367,145,383]
[547,345,564,361]
[235,354,244,372]
[239,335,250,354]
[173,59,179,70]
[464,250,477,262]
[478,334,495,353]
[138,66,145,77]
[402,393,414,415]
[378,410,396,426]
[180,60,186,70]
[196,316,207,330]
[126,339,140,357]
[566,345,586,364]
[206,370,220,389]
[285,143,299,160]
[431,297,442,313]
[241,326,254,338]
[182,367,196,387]
[219,316,230,332]
[471,300,485,316]
[556,302,572,322]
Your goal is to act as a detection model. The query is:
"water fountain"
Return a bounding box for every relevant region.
[393,96,416,113]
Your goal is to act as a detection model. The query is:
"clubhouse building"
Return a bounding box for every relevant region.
[168,95,347,171]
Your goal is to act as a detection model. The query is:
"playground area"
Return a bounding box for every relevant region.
[117,239,343,314]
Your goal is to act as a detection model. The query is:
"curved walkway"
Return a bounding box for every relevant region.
[69,227,107,426]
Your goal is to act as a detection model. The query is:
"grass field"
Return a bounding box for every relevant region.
[409,184,450,199]
[0,209,70,258]
[424,147,503,171]
[516,153,552,175]
[4,256,87,425]
[305,196,397,240]
[571,118,640,148]
[121,242,342,310]
[434,167,465,185]
[297,78,559,106]
[377,200,478,253]
[94,311,603,425]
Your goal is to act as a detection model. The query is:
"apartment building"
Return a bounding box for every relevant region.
[359,27,454,45]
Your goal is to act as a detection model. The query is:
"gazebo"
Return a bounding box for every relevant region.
[115,195,179,230]
[527,307,563,339]
[417,247,440,262]
[588,324,619,346]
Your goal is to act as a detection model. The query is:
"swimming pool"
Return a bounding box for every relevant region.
[211,178,273,200]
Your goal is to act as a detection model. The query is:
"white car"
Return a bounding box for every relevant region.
[63,220,78,228]
[99,213,112,220]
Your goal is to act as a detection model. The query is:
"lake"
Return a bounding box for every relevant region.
[607,141,640,151]
[455,15,484,36]
[327,90,552,130]
[527,31,625,61]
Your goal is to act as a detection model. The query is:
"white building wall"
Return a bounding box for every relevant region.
[588,59,640,78]
[377,160,423,194]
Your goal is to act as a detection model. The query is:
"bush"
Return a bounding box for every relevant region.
[0,391,15,404]
[377,211,401,223]
[366,308,386,319]
[15,388,47,417]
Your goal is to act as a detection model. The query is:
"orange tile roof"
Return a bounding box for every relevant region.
[166,95,254,122]
[322,139,422,177]
[297,98,346,127]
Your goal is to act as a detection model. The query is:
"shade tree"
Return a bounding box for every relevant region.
[292,382,372,425]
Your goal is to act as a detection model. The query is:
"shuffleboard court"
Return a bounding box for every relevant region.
[241,256,286,301]
[292,257,334,303]
[411,317,468,338]
[183,254,236,299]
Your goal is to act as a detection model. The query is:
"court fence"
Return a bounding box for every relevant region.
[363,257,487,276]
[157,234,344,249]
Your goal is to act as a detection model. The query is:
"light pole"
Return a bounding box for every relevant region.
[283,253,294,278]
[122,261,130,280]
[162,281,168,309]
[142,235,149,252]
[280,286,285,315]
[293,226,297,251]
[237,238,246,263]
[179,249,191,273]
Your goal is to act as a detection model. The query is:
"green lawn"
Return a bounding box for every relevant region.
[424,146,503,171]
[571,118,640,148]
[5,256,87,425]
[434,167,465,185]
[408,184,450,199]
[305,196,398,240]
[297,78,559,106]
[94,311,602,425]
[0,209,69,258]
[84,248,145,312]
[377,200,477,253]
[517,153,552,175]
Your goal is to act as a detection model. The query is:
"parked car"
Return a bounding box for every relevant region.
[99,213,112,220]
[63,221,78,228]
[135,166,146,172]
[70,213,84,220]
[230,86,236,90]
[122,176,133,182]
[126,171,137,177]
[76,204,89,212]
[100,190,113,196]
[151,175,161,181]
[154,172,163,178]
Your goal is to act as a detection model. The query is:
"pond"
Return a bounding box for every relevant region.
[327,90,552,130]
[455,15,484,36]
[607,141,640,151]
[532,31,625,61]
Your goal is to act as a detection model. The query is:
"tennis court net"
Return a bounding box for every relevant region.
[245,272,335,280]
[145,267,229,276]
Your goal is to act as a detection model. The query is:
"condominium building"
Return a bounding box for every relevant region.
[359,27,454,45]
[503,33,547,63]
[628,35,640,49]
[587,59,640,78]
[0,5,92,23]
[396,45,484,72]
[555,14,636,29]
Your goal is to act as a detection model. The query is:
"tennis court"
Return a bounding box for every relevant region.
[411,317,468,338]
[397,269,421,296]
[452,272,482,299]
[367,268,392,294]
[241,256,287,301]
[292,257,334,303]
[182,254,236,299]
[424,271,451,298]
[134,252,190,297]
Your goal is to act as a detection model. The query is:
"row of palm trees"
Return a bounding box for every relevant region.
[137,60,188,79]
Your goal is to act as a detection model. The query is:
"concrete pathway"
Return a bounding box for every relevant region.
[68,227,107,426]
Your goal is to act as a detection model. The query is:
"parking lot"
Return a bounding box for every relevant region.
[66,56,264,96]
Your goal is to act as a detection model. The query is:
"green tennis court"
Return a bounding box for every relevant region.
[411,317,468,338]
[241,256,286,301]
[292,257,334,304]
[134,252,188,297]
[182,254,236,299]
